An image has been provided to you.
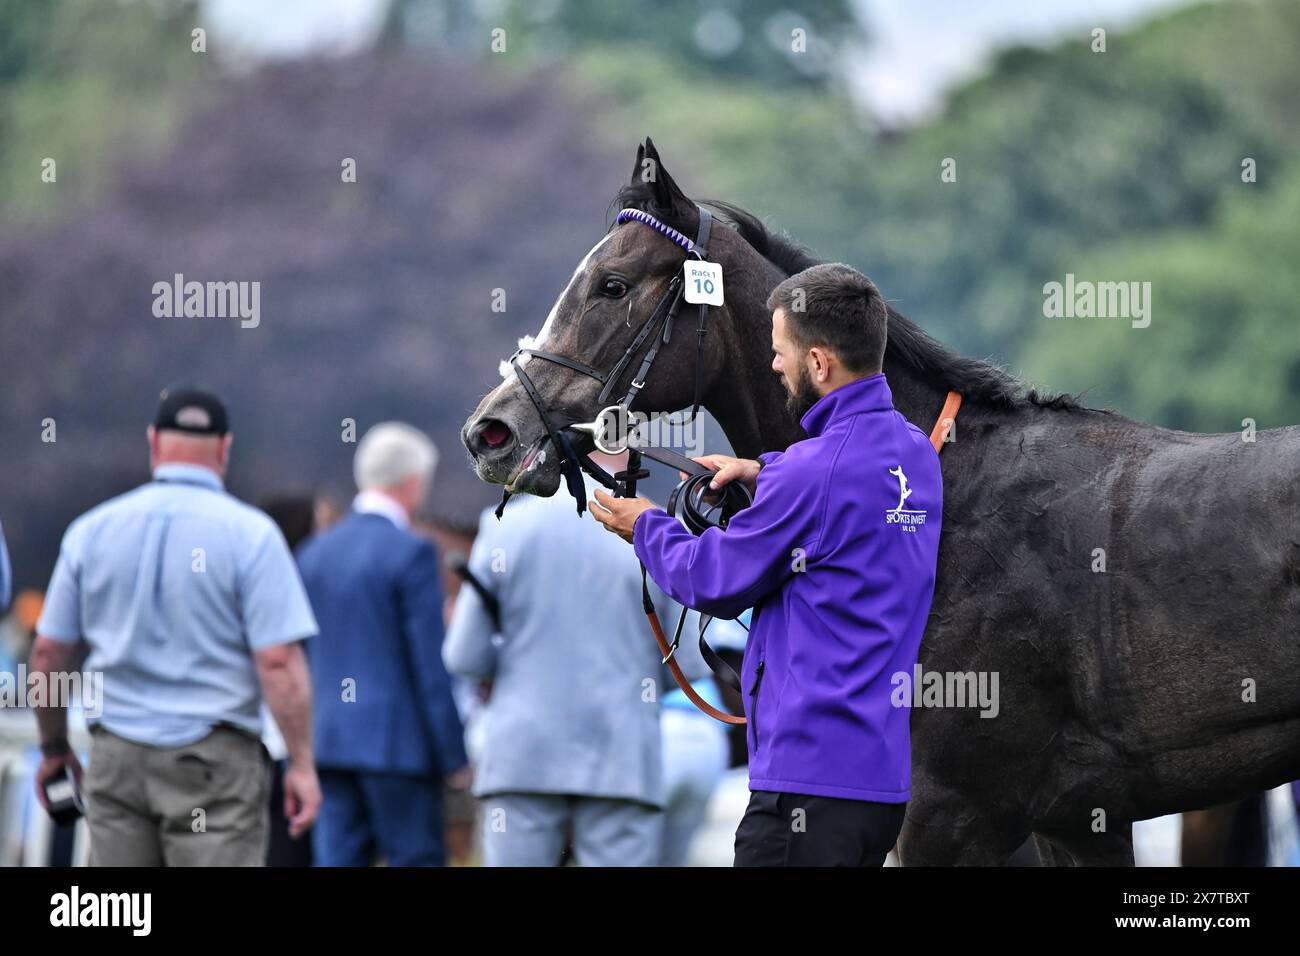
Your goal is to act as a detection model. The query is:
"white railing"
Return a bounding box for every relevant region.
[0,711,91,866]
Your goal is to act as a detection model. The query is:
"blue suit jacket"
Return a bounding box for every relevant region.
[297,512,467,778]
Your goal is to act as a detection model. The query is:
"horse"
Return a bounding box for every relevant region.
[461,137,1300,865]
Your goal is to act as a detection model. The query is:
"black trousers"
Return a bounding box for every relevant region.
[733,790,906,867]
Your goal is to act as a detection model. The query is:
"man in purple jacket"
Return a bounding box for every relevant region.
[591,263,942,866]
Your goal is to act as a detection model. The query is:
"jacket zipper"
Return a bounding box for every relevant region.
[749,661,766,751]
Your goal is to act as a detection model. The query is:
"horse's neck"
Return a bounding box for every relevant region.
[708,290,951,457]
[704,262,803,458]
[881,357,954,437]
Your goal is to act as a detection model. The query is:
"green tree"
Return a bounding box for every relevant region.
[0,0,209,221]
[384,0,864,89]
[1019,167,1300,431]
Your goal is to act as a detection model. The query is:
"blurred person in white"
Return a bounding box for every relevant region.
[659,610,748,865]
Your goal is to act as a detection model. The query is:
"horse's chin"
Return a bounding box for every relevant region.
[505,466,562,497]
[495,438,563,497]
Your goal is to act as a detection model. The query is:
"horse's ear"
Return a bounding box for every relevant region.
[629,141,647,187]
[642,136,690,213]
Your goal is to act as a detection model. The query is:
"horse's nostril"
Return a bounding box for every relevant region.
[478,420,512,449]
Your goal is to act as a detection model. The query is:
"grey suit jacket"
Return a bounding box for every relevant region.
[444,479,710,807]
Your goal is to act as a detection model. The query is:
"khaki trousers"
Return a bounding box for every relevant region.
[84,725,271,866]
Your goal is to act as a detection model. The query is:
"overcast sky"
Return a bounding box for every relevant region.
[849,0,1214,122]
[201,0,1213,123]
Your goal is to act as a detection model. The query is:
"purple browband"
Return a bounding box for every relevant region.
[615,208,697,255]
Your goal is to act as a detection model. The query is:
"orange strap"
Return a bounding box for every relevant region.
[929,390,962,453]
[652,390,963,726]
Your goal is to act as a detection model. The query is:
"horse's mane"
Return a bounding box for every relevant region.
[609,182,1080,411]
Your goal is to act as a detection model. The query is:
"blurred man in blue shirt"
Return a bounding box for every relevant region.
[296,422,469,867]
[30,386,321,866]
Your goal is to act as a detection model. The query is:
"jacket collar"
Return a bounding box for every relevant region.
[352,490,411,530]
[799,373,895,437]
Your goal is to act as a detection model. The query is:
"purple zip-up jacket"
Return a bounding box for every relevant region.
[634,374,942,802]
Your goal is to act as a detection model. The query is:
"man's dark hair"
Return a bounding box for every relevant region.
[766,263,887,375]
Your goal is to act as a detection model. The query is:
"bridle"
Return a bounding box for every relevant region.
[496,204,719,520]
[492,204,963,727]
[494,204,761,724]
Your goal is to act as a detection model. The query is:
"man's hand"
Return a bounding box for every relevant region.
[34,749,82,812]
[688,454,762,494]
[30,636,86,810]
[589,489,659,544]
[282,759,322,839]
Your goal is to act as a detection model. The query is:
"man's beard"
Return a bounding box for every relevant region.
[784,363,821,420]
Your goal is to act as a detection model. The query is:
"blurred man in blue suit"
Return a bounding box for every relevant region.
[297,422,469,866]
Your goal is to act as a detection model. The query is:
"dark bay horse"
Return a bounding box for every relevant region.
[461,138,1300,865]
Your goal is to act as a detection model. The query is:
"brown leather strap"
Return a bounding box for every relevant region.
[930,390,962,453]
[644,606,747,725]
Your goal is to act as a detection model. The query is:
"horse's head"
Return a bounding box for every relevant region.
[462,138,747,497]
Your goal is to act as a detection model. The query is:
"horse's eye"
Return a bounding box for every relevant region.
[599,277,628,298]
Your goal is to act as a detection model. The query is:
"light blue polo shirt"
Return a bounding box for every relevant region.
[37,463,318,747]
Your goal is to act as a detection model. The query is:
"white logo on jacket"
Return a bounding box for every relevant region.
[886,465,927,530]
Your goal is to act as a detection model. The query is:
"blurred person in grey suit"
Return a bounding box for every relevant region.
[444,453,711,866]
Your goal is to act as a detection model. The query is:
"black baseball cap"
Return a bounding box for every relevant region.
[153,386,229,436]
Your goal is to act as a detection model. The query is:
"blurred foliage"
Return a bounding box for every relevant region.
[561,0,1300,433]
[1020,166,1300,430]
[0,51,626,590]
[0,0,212,220]
[383,0,862,89]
